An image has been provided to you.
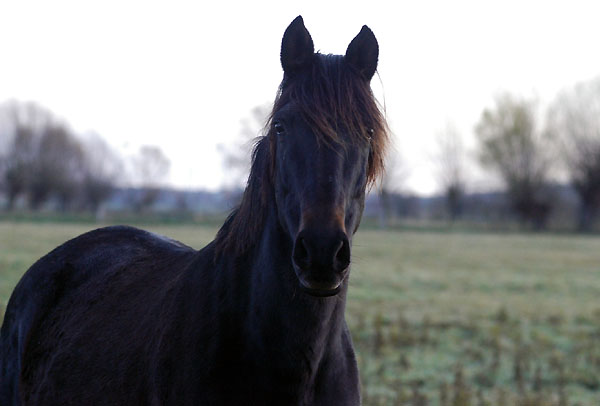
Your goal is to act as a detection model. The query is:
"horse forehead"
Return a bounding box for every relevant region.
[290,135,349,163]
[281,115,355,145]
[306,148,357,188]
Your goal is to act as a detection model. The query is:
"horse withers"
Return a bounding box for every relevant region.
[0,16,388,405]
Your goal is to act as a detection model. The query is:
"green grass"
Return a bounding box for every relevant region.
[1,221,600,405]
[346,230,600,405]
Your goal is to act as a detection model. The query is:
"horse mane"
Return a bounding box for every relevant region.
[214,53,389,259]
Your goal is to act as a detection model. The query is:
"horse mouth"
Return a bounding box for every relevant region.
[297,277,343,297]
[299,284,342,297]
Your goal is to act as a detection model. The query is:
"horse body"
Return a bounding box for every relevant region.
[1,16,387,405]
[1,226,196,404]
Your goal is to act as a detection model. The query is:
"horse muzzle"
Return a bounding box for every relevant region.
[292,227,350,297]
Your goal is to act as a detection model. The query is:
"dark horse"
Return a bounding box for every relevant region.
[0,16,388,405]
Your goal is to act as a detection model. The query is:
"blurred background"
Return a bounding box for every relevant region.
[1,1,600,405]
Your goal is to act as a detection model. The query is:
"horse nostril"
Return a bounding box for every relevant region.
[293,236,310,271]
[293,231,350,274]
[334,237,351,272]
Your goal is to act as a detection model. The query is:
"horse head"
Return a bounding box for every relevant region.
[272,16,385,297]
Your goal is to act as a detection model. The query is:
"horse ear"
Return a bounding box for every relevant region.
[345,25,379,81]
[281,16,315,76]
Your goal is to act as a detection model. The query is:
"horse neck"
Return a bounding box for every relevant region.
[244,202,348,361]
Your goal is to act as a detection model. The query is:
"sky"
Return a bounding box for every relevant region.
[1,0,599,195]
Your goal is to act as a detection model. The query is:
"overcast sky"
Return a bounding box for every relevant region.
[1,0,599,194]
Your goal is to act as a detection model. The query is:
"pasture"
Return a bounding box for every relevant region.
[1,221,600,405]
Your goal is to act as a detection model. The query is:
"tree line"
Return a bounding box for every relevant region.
[2,75,599,232]
[410,76,600,232]
[0,100,170,214]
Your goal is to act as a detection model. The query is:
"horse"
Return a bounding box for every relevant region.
[0,16,388,405]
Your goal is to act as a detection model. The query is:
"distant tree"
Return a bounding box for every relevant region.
[80,133,122,215]
[1,124,36,209]
[475,94,553,229]
[434,123,466,222]
[0,101,124,214]
[129,145,170,211]
[0,101,56,209]
[218,104,270,190]
[377,151,409,228]
[547,77,600,231]
[28,123,85,210]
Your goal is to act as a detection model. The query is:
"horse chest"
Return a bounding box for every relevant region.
[208,367,360,406]
[234,348,359,405]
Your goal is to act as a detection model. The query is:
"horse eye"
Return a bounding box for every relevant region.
[274,122,285,136]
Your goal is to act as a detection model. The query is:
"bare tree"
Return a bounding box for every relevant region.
[1,124,36,209]
[218,104,270,190]
[129,145,171,212]
[80,133,122,215]
[475,94,553,229]
[0,101,58,209]
[29,124,85,210]
[377,150,409,228]
[547,77,600,231]
[0,101,125,214]
[434,123,466,222]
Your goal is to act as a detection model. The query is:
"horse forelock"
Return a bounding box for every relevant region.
[268,53,389,185]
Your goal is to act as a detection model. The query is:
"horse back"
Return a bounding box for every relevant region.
[0,225,197,405]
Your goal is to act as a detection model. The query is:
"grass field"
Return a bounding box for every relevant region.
[1,221,600,405]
